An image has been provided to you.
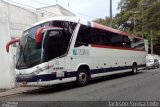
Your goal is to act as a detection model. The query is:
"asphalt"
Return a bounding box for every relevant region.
[0,68,160,101]
[0,87,39,97]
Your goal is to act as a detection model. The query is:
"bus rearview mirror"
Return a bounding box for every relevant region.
[6,39,20,53]
[35,27,63,45]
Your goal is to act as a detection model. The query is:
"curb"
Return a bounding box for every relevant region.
[0,87,39,98]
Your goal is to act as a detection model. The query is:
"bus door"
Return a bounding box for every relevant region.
[36,27,66,82]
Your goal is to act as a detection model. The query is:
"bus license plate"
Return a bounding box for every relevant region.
[56,72,64,77]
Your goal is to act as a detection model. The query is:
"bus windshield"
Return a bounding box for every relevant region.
[16,21,77,69]
[16,32,43,69]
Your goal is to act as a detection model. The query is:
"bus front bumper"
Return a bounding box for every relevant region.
[16,72,77,87]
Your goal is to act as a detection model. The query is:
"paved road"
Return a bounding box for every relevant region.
[0,68,160,101]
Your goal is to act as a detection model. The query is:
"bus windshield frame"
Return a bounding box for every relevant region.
[16,21,77,69]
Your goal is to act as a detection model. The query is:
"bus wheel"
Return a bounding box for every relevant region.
[76,68,89,86]
[132,63,137,74]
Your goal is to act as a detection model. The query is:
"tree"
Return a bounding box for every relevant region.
[93,17,118,29]
[93,17,110,26]
[116,0,160,55]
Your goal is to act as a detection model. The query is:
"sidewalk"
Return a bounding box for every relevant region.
[0,87,39,97]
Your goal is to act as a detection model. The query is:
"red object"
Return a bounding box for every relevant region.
[35,26,63,44]
[93,23,144,40]
[35,27,44,44]
[6,39,20,53]
[91,44,145,51]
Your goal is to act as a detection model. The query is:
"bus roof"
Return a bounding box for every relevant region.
[25,16,143,40]
[93,23,143,40]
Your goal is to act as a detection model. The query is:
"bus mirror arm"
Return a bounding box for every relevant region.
[6,39,20,53]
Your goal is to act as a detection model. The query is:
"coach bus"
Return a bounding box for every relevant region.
[6,17,147,87]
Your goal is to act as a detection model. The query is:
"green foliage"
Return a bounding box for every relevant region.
[93,17,110,26]
[93,17,118,29]
[93,0,160,55]
[116,0,160,54]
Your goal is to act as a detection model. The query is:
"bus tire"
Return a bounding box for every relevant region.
[76,68,89,87]
[132,63,137,74]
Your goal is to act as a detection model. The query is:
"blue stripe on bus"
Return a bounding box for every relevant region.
[16,72,77,83]
[16,64,146,83]
[91,64,145,74]
[91,66,132,74]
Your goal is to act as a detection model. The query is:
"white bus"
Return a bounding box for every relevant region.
[6,17,147,87]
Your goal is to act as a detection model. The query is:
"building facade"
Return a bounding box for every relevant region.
[37,4,75,21]
[0,0,75,89]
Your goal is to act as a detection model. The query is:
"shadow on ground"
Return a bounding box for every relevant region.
[24,71,144,95]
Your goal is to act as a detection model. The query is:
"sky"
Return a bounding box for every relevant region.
[4,0,121,21]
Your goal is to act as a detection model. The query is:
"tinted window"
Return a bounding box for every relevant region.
[129,37,145,50]
[122,36,131,48]
[75,25,143,50]
[24,22,50,39]
[109,34,123,47]
[51,21,77,36]
[75,25,112,47]
[75,25,124,47]
[75,25,91,47]
[46,30,66,61]
[44,21,77,61]
[91,30,111,46]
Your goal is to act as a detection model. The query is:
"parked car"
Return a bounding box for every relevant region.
[146,55,159,69]
[154,59,159,68]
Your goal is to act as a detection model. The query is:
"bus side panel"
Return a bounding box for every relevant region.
[70,45,146,79]
[90,46,145,78]
[70,46,94,72]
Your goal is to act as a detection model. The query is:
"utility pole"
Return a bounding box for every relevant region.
[134,13,136,34]
[56,0,58,4]
[141,3,144,38]
[151,29,153,55]
[68,0,70,10]
[110,0,112,27]
[133,11,139,34]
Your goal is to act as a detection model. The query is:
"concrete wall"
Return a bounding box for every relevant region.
[8,2,37,38]
[0,0,37,89]
[0,1,15,89]
[37,5,75,21]
[37,6,62,21]
[0,1,75,89]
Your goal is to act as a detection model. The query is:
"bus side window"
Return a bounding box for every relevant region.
[91,29,109,45]
[110,34,123,47]
[75,26,111,47]
[131,38,145,50]
[123,36,131,48]
[75,25,91,47]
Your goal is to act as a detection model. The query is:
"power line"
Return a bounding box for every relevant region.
[29,0,50,6]
[4,0,97,20]
[4,0,36,9]
[4,0,61,16]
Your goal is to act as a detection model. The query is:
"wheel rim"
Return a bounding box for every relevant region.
[78,72,87,84]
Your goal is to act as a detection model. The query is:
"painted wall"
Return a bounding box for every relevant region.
[36,5,75,21]
[0,1,75,89]
[0,0,37,89]
[0,1,15,89]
